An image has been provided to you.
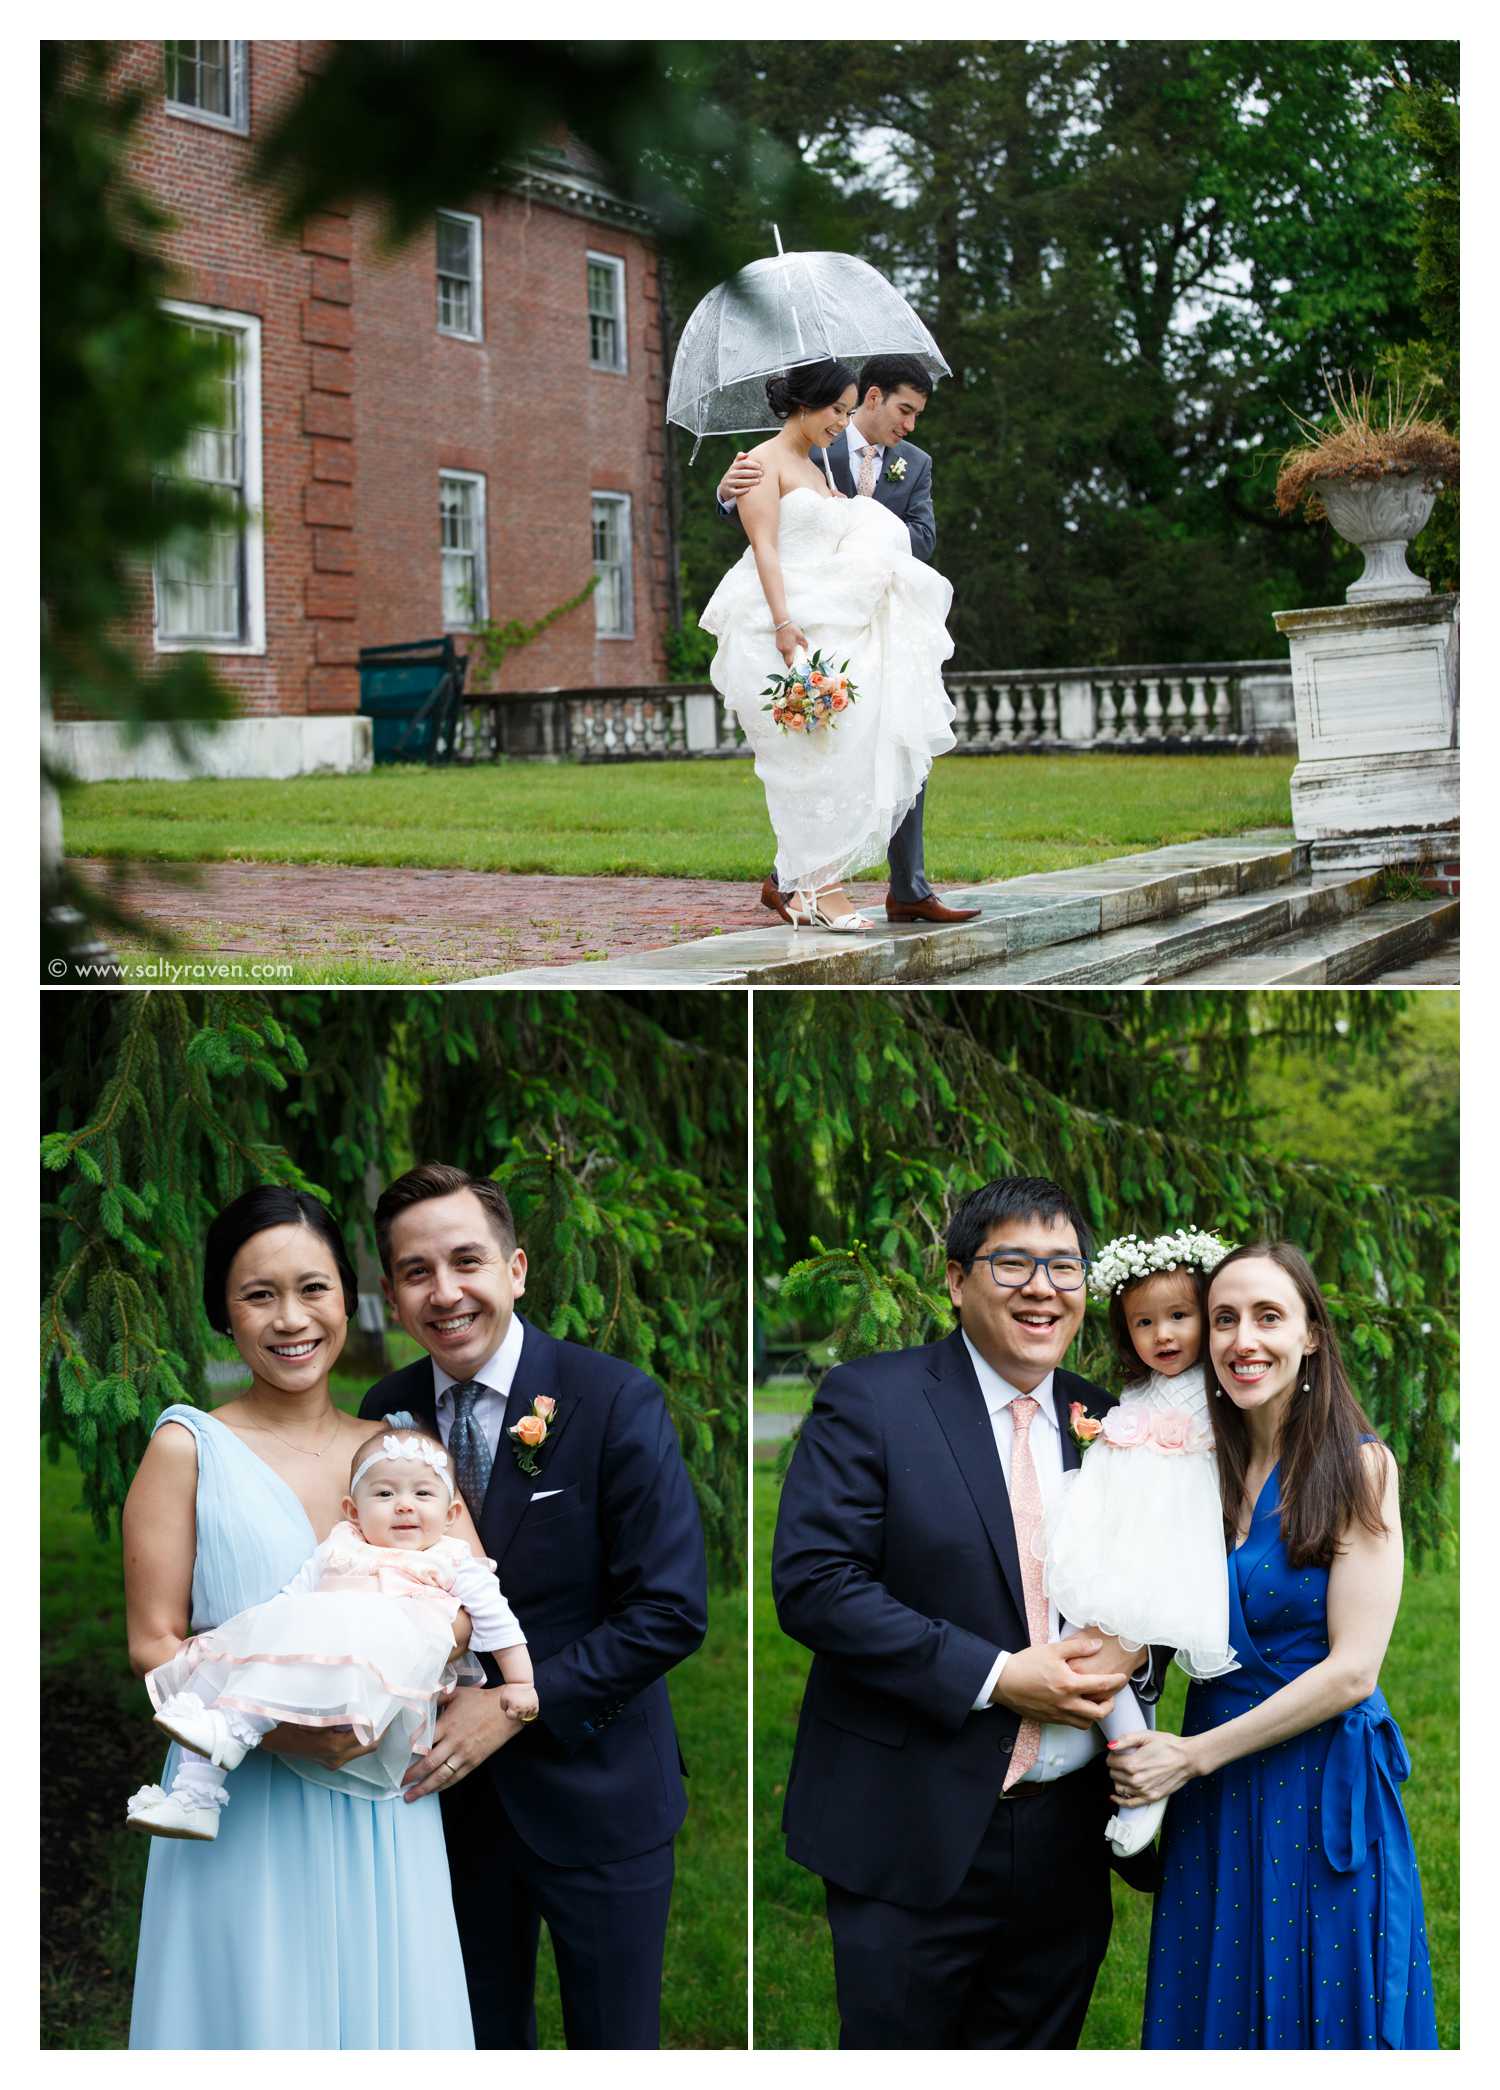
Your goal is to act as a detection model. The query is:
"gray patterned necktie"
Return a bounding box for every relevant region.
[448,1380,493,1520]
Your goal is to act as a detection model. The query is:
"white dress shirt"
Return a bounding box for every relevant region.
[846,422,885,492]
[961,1331,1101,1783]
[430,1310,525,1465]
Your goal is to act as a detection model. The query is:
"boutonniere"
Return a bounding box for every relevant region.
[885,458,907,483]
[508,1395,557,1476]
[1068,1401,1104,1454]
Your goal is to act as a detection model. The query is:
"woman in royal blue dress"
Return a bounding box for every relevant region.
[123,1188,476,2048]
[1108,1241,1439,2050]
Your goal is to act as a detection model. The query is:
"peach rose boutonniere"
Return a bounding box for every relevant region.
[508,1394,558,1477]
[1068,1401,1104,1455]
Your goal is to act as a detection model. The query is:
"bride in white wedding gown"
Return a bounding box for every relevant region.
[699,360,956,930]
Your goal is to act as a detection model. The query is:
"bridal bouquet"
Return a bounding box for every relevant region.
[761,650,859,734]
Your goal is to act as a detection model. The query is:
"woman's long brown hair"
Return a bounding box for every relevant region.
[1206,1241,1388,1568]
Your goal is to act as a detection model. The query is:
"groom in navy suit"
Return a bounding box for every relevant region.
[717,351,980,931]
[360,1162,708,2049]
[772,1175,1162,2048]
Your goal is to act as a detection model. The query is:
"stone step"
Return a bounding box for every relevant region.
[1364,936,1459,987]
[957,869,1384,986]
[476,829,1304,987]
[1168,898,1459,985]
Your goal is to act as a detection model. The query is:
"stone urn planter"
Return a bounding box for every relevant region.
[1311,468,1440,604]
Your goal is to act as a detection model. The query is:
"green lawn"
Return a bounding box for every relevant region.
[752,1466,1458,2050]
[41,1427,746,2050]
[63,754,1295,884]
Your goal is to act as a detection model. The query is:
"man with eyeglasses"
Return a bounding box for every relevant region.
[772,1175,1165,2049]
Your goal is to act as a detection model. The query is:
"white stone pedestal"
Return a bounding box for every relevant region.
[1273,593,1457,869]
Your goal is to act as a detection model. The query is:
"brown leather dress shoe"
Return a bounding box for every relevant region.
[884,894,982,924]
[760,875,794,925]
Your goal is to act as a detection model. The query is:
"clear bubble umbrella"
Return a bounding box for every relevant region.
[667,229,949,462]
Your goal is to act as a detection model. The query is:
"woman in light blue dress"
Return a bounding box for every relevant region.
[123,1188,476,2049]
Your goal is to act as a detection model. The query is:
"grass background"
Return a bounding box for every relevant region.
[751,1463,1458,2050]
[63,755,1296,883]
[41,1372,747,2051]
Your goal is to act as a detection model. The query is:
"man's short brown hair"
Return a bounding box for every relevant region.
[374,1162,517,1274]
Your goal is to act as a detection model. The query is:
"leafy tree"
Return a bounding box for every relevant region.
[757,991,1456,1560]
[42,991,748,1581]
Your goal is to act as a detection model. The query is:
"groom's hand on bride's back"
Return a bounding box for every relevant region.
[990,1635,1128,1729]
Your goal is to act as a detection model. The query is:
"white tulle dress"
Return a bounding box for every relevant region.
[146,1521,523,1797]
[1042,1364,1238,1680]
[699,487,957,893]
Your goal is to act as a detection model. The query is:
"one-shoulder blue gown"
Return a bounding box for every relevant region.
[1144,1463,1438,2049]
[129,1408,475,2049]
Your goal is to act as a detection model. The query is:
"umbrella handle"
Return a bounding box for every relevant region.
[822,449,836,493]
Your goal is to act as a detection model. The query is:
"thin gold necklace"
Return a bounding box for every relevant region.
[243,1402,342,1459]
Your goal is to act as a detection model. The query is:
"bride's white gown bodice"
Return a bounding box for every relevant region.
[699,487,957,891]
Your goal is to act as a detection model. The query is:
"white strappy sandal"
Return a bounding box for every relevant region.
[790,886,871,934]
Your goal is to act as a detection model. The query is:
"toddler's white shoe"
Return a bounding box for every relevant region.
[125,1783,221,1841]
[1105,1796,1167,1860]
[152,1692,250,1770]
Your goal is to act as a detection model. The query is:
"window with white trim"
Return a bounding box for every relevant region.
[154,303,265,654]
[440,472,488,628]
[437,211,482,340]
[591,493,634,639]
[587,253,627,372]
[164,41,249,134]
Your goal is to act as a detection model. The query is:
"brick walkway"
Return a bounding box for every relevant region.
[72,858,889,979]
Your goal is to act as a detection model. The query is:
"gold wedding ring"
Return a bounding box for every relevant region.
[444,1758,462,1774]
[517,1705,539,1723]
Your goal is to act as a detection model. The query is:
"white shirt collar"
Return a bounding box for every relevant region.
[432,1310,525,1406]
[847,422,884,469]
[960,1331,1057,1428]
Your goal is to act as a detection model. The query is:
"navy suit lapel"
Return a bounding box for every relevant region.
[481,1317,576,1572]
[872,440,905,511]
[922,1330,1028,1627]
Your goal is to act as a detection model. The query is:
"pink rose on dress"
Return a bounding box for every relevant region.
[1102,1406,1149,1448]
[1150,1411,1192,1453]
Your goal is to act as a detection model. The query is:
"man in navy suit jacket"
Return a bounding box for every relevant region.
[717,352,979,931]
[772,1175,1163,2048]
[360,1162,708,2049]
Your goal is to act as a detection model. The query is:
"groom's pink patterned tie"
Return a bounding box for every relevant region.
[1003,1394,1048,1789]
[857,444,878,497]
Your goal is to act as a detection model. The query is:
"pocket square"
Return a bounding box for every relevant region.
[530,1489,563,1501]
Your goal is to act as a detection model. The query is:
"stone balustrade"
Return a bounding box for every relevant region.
[456,659,1293,764]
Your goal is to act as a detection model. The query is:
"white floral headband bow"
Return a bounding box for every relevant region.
[350,1432,455,1497]
[1088,1228,1232,1300]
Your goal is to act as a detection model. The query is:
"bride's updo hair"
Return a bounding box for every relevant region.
[765,357,858,421]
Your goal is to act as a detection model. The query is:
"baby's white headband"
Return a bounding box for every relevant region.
[350,1432,454,1498]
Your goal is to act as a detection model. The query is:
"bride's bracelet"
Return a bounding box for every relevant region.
[774,618,796,632]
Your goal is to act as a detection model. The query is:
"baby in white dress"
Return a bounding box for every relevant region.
[1042,1230,1238,1859]
[126,1420,534,1840]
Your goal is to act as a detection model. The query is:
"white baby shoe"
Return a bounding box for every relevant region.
[152,1693,251,1770]
[125,1782,221,1841]
[1105,1796,1167,1860]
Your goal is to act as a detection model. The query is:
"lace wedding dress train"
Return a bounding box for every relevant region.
[700,488,957,894]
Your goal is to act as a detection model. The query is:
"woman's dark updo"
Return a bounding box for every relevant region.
[203,1186,359,1335]
[765,357,858,422]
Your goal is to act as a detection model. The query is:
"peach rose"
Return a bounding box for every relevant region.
[532,1396,557,1421]
[810,673,827,688]
[788,715,805,730]
[831,692,849,710]
[1150,1411,1191,1453]
[1069,1403,1103,1443]
[1102,1406,1149,1449]
[513,1415,547,1448]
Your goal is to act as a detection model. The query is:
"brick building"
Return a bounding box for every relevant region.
[85,39,672,762]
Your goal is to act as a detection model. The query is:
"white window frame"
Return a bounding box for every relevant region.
[440,470,489,630]
[153,300,266,657]
[163,40,250,135]
[436,210,483,342]
[591,492,634,640]
[586,252,628,374]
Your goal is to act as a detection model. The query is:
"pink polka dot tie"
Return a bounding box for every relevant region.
[857,444,878,498]
[1003,1394,1047,1790]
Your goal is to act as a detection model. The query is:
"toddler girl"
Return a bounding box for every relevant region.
[1042,1230,1238,1858]
[126,1418,535,1839]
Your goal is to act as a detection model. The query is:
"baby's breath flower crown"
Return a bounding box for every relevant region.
[1087,1227,1232,1301]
